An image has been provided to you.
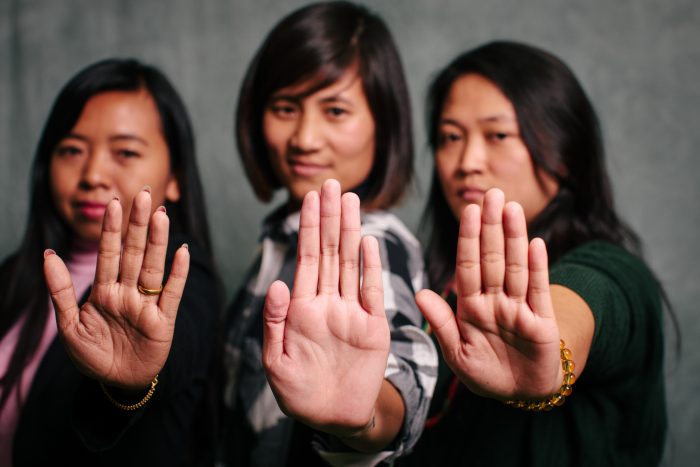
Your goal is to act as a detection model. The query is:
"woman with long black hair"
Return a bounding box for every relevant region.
[0,58,219,466]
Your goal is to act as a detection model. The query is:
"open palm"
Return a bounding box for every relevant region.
[263,180,390,436]
[417,188,561,400]
[43,190,189,391]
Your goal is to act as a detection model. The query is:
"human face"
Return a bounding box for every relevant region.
[50,90,180,243]
[263,70,376,205]
[435,73,558,222]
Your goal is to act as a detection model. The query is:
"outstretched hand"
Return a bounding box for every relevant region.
[262,179,390,437]
[43,188,190,391]
[417,188,561,400]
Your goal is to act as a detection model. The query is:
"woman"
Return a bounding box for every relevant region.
[219,2,436,465]
[0,59,219,466]
[399,41,668,466]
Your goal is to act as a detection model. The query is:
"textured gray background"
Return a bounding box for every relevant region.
[1,0,698,464]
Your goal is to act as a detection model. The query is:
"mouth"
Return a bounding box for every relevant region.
[457,187,485,203]
[74,201,108,221]
[287,159,331,177]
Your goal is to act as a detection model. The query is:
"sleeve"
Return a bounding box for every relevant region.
[549,242,664,382]
[315,216,438,465]
[70,236,221,466]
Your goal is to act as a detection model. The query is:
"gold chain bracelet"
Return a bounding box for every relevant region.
[100,375,159,411]
[504,340,576,412]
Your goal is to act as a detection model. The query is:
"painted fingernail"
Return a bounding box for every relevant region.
[181,243,189,250]
[44,249,56,258]
[156,205,166,213]
[142,185,151,193]
[113,195,120,201]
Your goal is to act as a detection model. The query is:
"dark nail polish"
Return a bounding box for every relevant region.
[157,205,166,213]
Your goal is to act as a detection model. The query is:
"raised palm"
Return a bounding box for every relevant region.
[417,188,561,400]
[263,179,389,436]
[43,190,189,391]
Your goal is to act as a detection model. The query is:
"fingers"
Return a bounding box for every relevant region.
[340,192,361,300]
[416,289,460,356]
[480,189,506,294]
[158,244,190,323]
[292,190,320,299]
[94,198,123,287]
[503,202,529,301]
[138,206,170,298]
[119,188,152,288]
[527,238,554,319]
[43,250,79,335]
[455,203,482,298]
[360,236,384,317]
[262,280,291,368]
[318,179,341,295]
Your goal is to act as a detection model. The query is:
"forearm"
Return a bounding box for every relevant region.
[338,379,405,452]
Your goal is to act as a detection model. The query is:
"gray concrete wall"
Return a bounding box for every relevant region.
[1,0,697,464]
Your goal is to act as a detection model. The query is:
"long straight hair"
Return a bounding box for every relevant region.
[0,58,213,411]
[423,41,640,291]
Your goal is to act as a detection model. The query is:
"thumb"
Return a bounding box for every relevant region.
[43,249,80,338]
[416,289,460,358]
[262,280,291,370]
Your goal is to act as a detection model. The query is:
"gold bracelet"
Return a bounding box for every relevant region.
[100,375,159,411]
[504,340,576,412]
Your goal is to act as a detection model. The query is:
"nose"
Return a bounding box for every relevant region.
[78,148,111,189]
[289,111,322,153]
[457,136,486,174]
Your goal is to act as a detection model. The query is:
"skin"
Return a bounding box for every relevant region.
[263,69,376,205]
[43,90,188,392]
[419,74,595,401]
[50,90,180,243]
[260,70,404,451]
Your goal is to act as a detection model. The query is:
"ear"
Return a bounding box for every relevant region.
[165,175,181,203]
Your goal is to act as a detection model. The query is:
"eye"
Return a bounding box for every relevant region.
[54,144,83,157]
[116,149,140,159]
[325,106,348,118]
[438,131,462,146]
[269,102,298,118]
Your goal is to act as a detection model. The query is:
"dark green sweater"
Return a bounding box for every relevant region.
[398,242,666,466]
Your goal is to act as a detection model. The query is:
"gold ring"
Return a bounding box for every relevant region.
[137,284,163,296]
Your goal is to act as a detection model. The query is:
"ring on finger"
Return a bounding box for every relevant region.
[137,284,163,296]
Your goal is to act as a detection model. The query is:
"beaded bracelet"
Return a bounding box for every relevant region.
[504,340,576,412]
[100,375,159,411]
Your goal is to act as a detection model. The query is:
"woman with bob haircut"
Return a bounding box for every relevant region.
[219,2,436,465]
[0,58,220,466]
[397,40,671,466]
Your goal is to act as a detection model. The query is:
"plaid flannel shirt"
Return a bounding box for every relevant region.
[220,206,437,466]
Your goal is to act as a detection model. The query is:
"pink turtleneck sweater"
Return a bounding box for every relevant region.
[0,242,97,466]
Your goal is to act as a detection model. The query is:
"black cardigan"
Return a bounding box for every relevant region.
[12,235,220,467]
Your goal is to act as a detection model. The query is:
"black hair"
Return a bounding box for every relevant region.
[0,58,213,411]
[236,1,413,209]
[423,40,640,290]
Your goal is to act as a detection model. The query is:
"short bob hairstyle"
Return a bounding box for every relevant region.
[423,41,640,289]
[236,1,413,210]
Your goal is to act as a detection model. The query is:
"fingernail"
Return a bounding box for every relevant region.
[113,195,120,201]
[182,243,189,250]
[156,205,166,213]
[142,185,151,193]
[44,249,56,258]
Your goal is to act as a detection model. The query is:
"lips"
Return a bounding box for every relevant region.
[288,159,331,177]
[74,201,108,221]
[457,187,485,202]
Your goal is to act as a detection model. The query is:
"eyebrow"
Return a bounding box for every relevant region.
[270,73,360,106]
[62,133,149,145]
[440,114,517,127]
